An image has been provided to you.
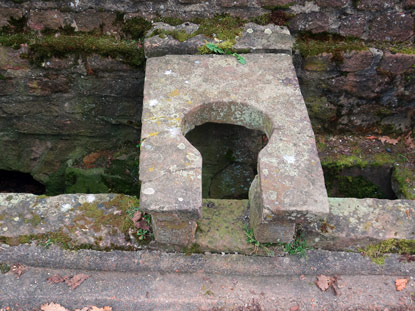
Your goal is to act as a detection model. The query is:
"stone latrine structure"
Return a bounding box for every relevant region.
[139,26,329,245]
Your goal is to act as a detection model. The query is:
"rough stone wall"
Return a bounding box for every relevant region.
[0,0,414,41]
[0,47,143,195]
[296,49,415,134]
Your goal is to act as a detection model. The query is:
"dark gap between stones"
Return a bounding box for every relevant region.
[0,169,46,195]
[323,165,397,199]
[185,122,267,199]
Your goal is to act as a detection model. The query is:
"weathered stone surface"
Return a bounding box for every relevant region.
[73,10,117,33]
[339,50,373,72]
[339,14,367,38]
[303,53,335,72]
[152,214,197,246]
[28,10,65,31]
[356,0,399,11]
[141,53,328,244]
[0,8,22,28]
[368,12,414,42]
[379,52,415,75]
[289,12,330,34]
[0,46,30,71]
[234,23,294,54]
[405,0,415,8]
[0,193,141,249]
[0,52,143,195]
[305,198,415,250]
[220,0,250,7]
[329,73,390,99]
[315,0,348,7]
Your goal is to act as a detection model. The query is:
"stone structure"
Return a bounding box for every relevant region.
[140,25,329,245]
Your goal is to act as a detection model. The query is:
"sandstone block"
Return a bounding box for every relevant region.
[315,0,348,8]
[368,12,414,42]
[379,52,415,75]
[289,12,330,34]
[339,50,373,72]
[28,10,64,31]
[356,0,398,11]
[152,214,197,246]
[339,14,367,38]
[0,8,22,28]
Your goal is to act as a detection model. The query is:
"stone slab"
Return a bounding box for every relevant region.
[0,193,141,250]
[140,54,329,243]
[304,198,415,250]
[234,23,294,54]
[144,22,293,58]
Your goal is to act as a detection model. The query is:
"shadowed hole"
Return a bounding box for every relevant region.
[0,170,46,194]
[323,165,397,199]
[185,122,268,199]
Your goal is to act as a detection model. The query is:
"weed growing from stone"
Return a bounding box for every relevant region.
[283,233,310,258]
[202,42,246,64]
[244,225,274,256]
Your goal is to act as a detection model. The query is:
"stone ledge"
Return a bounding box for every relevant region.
[144,22,294,58]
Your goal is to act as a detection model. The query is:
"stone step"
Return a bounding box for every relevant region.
[0,246,414,310]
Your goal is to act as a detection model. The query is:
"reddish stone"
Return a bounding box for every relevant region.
[0,46,30,71]
[27,75,71,96]
[258,0,295,7]
[339,50,373,72]
[220,0,250,7]
[379,52,415,75]
[339,14,367,38]
[368,12,414,42]
[0,8,22,28]
[404,0,415,8]
[303,53,335,72]
[178,0,202,3]
[330,73,390,98]
[28,10,64,31]
[356,0,398,11]
[315,0,348,7]
[289,12,329,34]
[74,10,117,33]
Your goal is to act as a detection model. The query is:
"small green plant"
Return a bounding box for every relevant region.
[283,233,309,257]
[204,42,246,64]
[244,225,274,255]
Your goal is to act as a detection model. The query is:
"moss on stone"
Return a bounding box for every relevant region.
[295,33,367,58]
[0,263,10,274]
[393,167,415,200]
[153,17,186,26]
[65,167,109,194]
[197,40,237,54]
[0,33,145,67]
[360,239,415,265]
[194,14,244,42]
[24,212,42,226]
[121,17,152,40]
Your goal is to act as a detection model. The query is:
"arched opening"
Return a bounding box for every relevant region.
[0,170,46,194]
[185,122,268,199]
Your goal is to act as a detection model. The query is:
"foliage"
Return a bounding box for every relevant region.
[202,42,246,64]
[283,233,309,257]
[359,239,415,265]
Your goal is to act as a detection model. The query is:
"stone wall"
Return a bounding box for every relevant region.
[0,0,414,40]
[0,47,143,195]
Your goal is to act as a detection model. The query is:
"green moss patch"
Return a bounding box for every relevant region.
[0,33,145,67]
[393,167,415,200]
[360,239,415,265]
